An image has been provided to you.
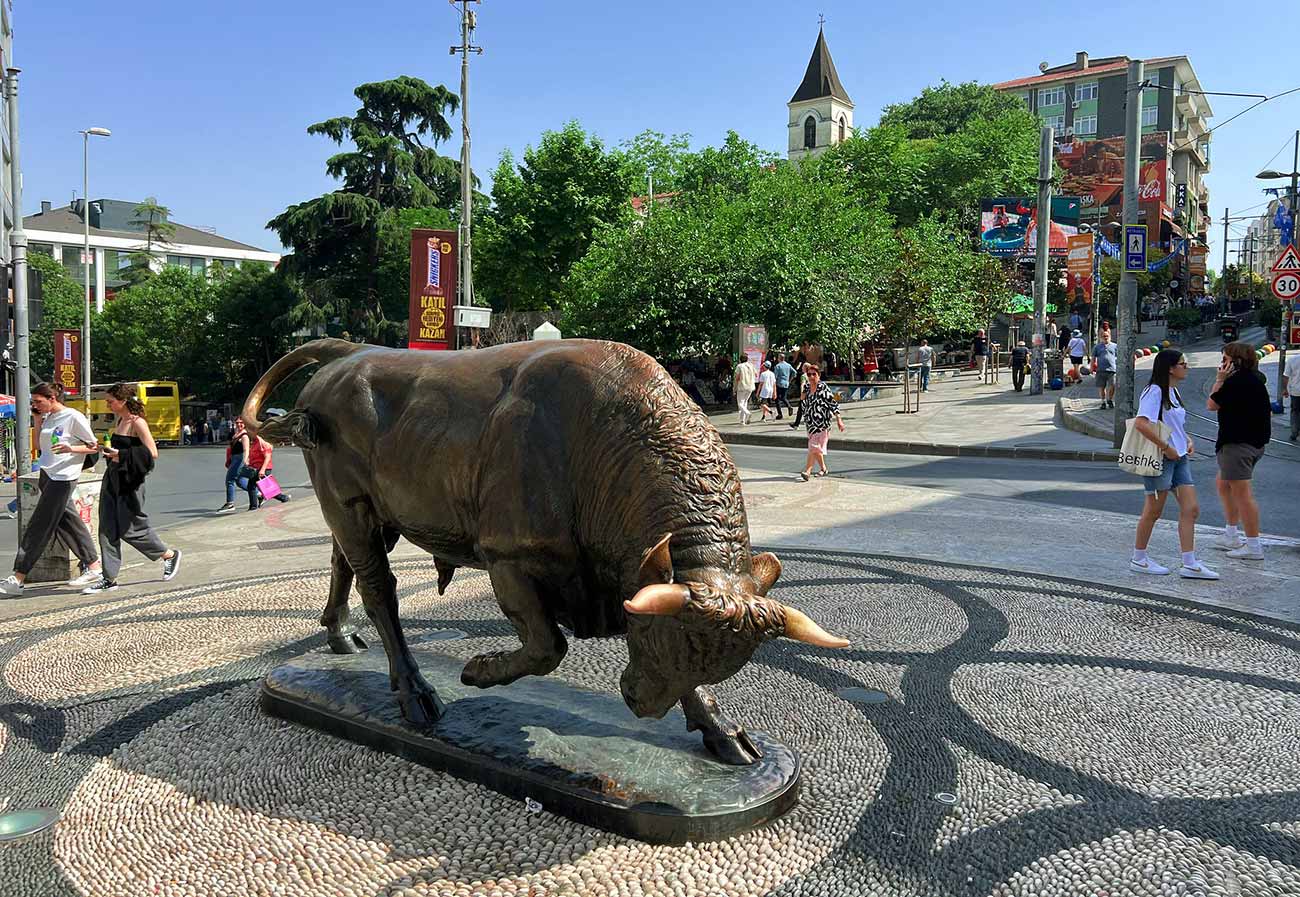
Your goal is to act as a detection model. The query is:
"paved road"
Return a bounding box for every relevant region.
[0,447,317,557]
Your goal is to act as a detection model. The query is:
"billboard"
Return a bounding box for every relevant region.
[408,229,457,351]
[1056,133,1170,223]
[1065,233,1094,305]
[53,329,81,396]
[979,196,1082,257]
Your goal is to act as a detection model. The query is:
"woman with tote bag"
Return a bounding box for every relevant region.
[1129,349,1217,580]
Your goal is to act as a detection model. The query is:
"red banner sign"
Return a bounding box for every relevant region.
[408,229,457,351]
[53,329,82,396]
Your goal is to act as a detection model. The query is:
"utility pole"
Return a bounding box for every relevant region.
[1221,206,1229,314]
[450,0,482,350]
[6,67,31,490]
[1030,124,1052,395]
[1112,60,1143,447]
[1277,130,1298,405]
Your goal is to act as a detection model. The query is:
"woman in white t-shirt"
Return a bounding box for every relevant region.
[758,362,777,421]
[1130,349,1217,580]
[0,383,104,597]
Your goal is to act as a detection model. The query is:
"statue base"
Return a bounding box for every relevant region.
[260,647,800,845]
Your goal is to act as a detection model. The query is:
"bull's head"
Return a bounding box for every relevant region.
[619,533,848,718]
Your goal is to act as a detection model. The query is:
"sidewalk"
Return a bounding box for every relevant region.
[714,366,1118,462]
[3,466,1296,626]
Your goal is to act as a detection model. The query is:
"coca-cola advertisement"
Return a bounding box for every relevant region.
[1055,133,1169,215]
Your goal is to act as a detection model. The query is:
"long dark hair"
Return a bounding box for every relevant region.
[1147,348,1184,411]
[31,382,61,402]
[107,383,146,418]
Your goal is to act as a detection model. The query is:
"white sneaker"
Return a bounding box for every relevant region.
[1179,563,1220,580]
[1225,545,1265,561]
[68,568,103,588]
[1212,533,1246,551]
[0,575,23,597]
[1130,558,1170,575]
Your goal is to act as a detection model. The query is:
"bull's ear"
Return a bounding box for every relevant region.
[751,552,781,596]
[637,533,674,589]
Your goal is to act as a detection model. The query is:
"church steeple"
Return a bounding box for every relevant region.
[787,25,854,161]
[790,26,852,105]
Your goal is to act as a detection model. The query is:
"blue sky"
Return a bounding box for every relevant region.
[15,0,1298,268]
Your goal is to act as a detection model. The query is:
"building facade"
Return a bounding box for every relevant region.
[1246,197,1293,278]
[787,27,853,161]
[994,53,1212,249]
[24,199,280,307]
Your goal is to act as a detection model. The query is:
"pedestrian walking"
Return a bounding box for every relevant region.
[1284,349,1300,442]
[1069,310,1083,333]
[244,432,292,510]
[733,355,757,425]
[972,329,989,379]
[1046,320,1059,347]
[81,383,182,593]
[1092,329,1118,408]
[181,422,192,446]
[1130,349,1217,580]
[1207,341,1271,561]
[757,361,777,421]
[773,354,795,418]
[797,365,845,481]
[0,383,104,597]
[1057,326,1071,355]
[216,419,251,512]
[1009,340,1029,392]
[1067,331,1087,379]
[917,340,934,392]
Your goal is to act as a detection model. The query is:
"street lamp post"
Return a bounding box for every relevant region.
[1256,128,1299,405]
[79,127,110,402]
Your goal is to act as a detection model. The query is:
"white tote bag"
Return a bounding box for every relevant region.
[1117,416,1171,477]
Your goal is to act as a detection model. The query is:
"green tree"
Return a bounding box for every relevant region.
[617,129,692,195]
[877,81,1028,139]
[132,197,177,252]
[268,76,462,343]
[27,253,86,384]
[475,122,634,312]
[211,265,301,400]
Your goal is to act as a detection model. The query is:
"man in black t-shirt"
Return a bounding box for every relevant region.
[1009,340,1030,392]
[972,329,989,379]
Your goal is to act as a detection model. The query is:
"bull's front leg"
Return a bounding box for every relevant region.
[322,537,367,654]
[461,561,568,688]
[682,686,763,766]
[329,503,444,725]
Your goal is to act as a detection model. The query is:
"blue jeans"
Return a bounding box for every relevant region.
[225,457,250,503]
[920,365,931,391]
[1143,453,1194,495]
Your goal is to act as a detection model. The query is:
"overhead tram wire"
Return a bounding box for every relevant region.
[1166,85,1300,154]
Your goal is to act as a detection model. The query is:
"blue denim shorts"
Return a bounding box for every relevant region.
[1143,453,1193,495]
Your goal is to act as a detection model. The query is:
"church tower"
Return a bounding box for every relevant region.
[787,25,853,161]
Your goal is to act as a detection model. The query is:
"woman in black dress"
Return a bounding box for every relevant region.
[82,383,182,593]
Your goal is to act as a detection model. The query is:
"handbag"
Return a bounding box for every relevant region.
[1117,398,1171,477]
[256,474,282,500]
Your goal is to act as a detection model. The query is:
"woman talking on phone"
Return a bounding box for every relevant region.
[81,383,182,593]
[1207,341,1271,561]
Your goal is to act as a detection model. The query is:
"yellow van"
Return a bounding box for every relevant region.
[67,381,183,445]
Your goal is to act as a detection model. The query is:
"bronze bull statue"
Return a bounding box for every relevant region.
[243,338,847,765]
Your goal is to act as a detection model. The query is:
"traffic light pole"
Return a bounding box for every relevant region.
[1277,130,1297,405]
[1112,60,1143,447]
[6,67,31,482]
[1030,125,1052,396]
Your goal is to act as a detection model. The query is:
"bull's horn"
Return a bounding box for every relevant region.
[624,583,690,616]
[782,606,850,648]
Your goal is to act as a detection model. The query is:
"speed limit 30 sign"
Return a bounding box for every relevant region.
[1272,272,1300,301]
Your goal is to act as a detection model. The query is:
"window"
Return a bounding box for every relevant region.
[145,385,175,398]
[803,115,816,150]
[837,116,846,144]
[1075,81,1098,102]
[30,242,54,257]
[60,245,96,284]
[1141,106,1158,128]
[166,254,206,275]
[1038,86,1065,107]
[1021,92,1032,110]
[1073,115,1097,136]
[1041,114,1065,134]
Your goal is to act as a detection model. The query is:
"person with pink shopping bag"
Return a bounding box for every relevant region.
[244,433,292,511]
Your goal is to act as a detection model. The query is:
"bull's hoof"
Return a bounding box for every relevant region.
[396,677,445,726]
[702,727,764,766]
[327,632,368,655]
[460,651,510,688]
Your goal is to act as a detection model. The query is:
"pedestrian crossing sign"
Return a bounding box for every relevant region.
[1271,244,1300,273]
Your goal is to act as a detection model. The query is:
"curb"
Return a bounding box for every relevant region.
[720,430,1119,463]
[1056,397,1116,442]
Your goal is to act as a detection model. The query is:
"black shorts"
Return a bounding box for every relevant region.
[1070,355,1084,365]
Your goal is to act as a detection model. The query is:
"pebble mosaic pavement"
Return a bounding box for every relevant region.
[2,548,1299,896]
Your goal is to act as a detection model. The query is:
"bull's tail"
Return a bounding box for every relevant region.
[241,338,367,447]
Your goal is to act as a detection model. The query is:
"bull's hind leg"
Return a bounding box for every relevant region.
[322,537,367,654]
[321,528,401,654]
[330,505,444,725]
[461,562,568,688]
[682,686,763,766]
